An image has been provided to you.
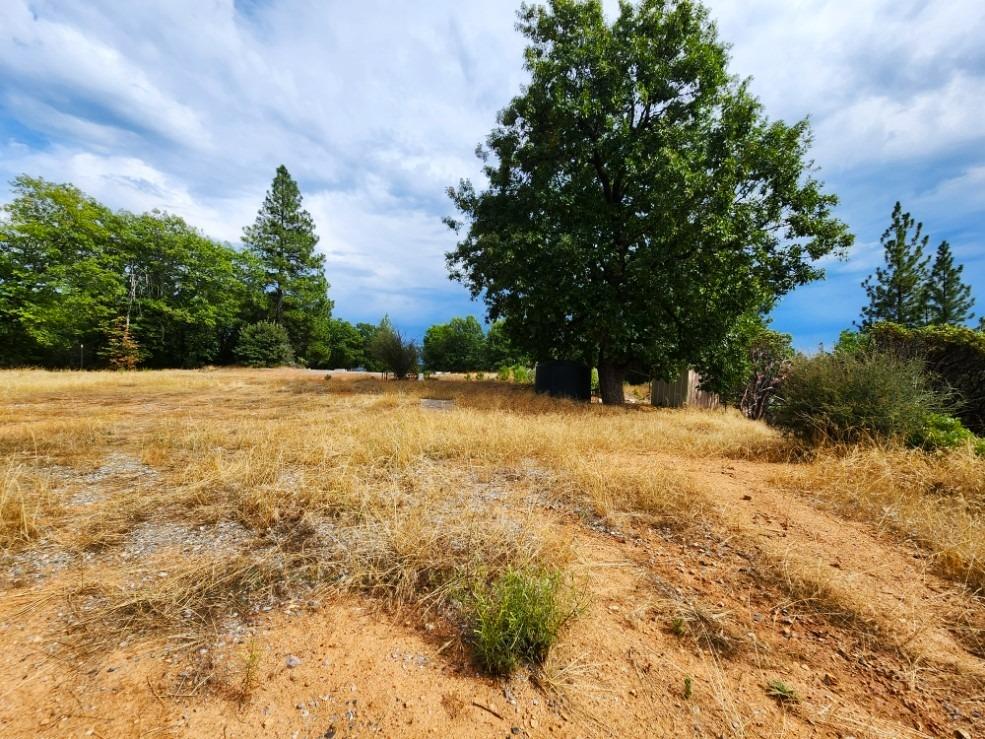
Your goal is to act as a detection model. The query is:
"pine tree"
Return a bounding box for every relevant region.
[860,202,930,328]
[102,316,141,370]
[925,240,975,325]
[243,165,333,365]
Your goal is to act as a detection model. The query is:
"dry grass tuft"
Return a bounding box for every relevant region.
[558,455,705,527]
[779,446,985,591]
[755,552,881,635]
[72,553,313,637]
[0,462,57,549]
[660,593,744,657]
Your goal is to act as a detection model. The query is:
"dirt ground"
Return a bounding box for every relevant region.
[1,369,983,738]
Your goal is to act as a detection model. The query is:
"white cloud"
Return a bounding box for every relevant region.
[813,73,985,166]
[0,0,983,340]
[0,1,211,150]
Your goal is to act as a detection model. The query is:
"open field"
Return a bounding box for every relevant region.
[1,369,984,738]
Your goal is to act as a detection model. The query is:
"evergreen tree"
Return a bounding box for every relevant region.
[243,165,333,366]
[860,202,930,328]
[925,240,974,326]
[370,316,418,379]
[101,316,141,370]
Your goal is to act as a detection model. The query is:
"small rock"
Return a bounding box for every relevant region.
[954,730,971,739]
[286,655,302,668]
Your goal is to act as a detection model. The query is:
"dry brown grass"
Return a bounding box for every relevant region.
[0,461,58,549]
[0,370,768,646]
[4,369,985,736]
[0,371,722,651]
[779,445,985,591]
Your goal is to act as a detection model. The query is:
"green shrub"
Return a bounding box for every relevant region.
[833,329,872,356]
[235,321,294,367]
[369,323,418,379]
[496,364,534,383]
[466,568,577,676]
[910,413,975,451]
[510,365,534,384]
[772,350,949,444]
[910,413,985,456]
[869,322,985,434]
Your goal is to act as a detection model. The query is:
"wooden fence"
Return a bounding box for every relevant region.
[651,369,720,409]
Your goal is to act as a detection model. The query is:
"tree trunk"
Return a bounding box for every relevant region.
[597,360,626,405]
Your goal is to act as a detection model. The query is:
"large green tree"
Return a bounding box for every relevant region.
[116,211,245,367]
[422,316,487,371]
[446,0,852,403]
[860,202,930,328]
[326,318,367,369]
[925,240,974,326]
[0,176,122,367]
[243,165,333,366]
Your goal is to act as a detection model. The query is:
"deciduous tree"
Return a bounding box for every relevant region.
[423,316,486,371]
[0,176,122,366]
[446,0,851,403]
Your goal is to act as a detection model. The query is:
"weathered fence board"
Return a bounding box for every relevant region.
[651,369,720,409]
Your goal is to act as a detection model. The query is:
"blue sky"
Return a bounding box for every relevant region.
[1,0,983,349]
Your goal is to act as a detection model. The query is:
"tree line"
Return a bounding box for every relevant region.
[3,0,980,387]
[860,201,977,329]
[1,166,394,370]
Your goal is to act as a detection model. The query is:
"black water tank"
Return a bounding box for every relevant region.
[535,360,591,401]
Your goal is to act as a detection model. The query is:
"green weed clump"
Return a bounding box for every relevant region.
[910,413,985,455]
[466,567,578,675]
[495,364,534,384]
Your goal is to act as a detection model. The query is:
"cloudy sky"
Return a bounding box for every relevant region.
[1,0,983,348]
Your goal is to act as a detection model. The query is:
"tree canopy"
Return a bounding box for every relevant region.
[446,0,853,403]
[0,176,247,368]
[423,316,487,371]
